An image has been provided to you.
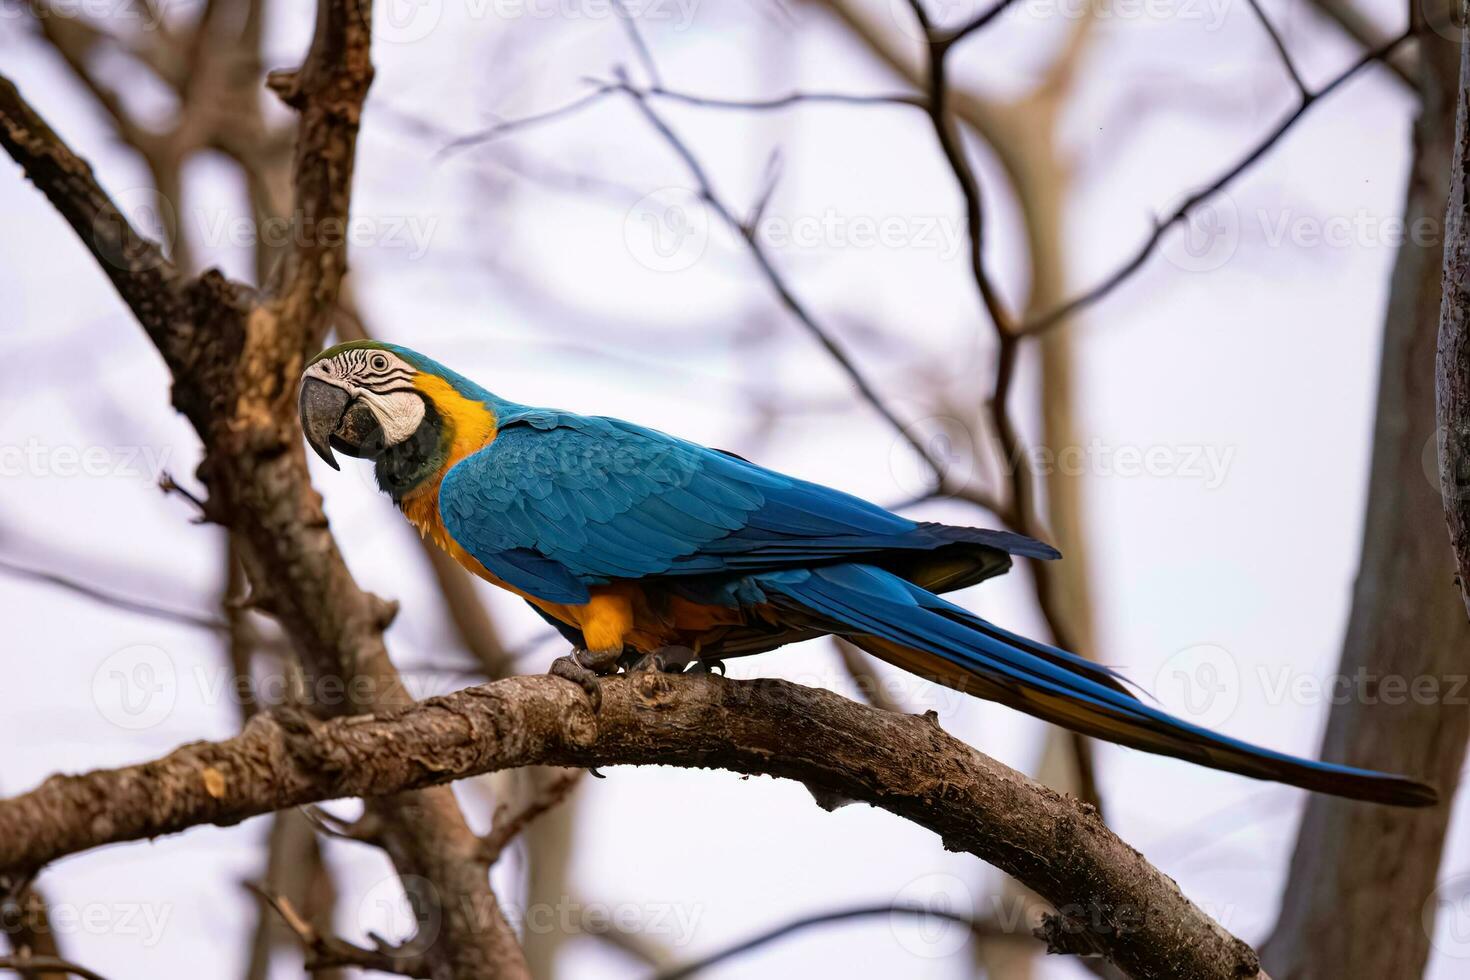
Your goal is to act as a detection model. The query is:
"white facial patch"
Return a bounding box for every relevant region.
[360,388,426,446]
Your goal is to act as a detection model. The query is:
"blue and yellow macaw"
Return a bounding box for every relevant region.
[299,341,1435,807]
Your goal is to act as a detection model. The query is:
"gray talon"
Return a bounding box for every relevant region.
[550,652,603,712]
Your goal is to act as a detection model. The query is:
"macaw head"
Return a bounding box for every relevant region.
[299,341,498,499]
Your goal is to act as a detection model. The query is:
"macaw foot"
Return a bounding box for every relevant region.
[549,647,620,713]
[623,646,698,674]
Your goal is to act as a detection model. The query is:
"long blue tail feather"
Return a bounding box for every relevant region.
[765,563,1436,807]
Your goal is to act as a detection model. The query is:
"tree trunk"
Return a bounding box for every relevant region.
[1261,13,1470,977]
[1436,0,1470,621]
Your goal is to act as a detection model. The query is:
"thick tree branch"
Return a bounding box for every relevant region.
[1262,8,1470,974]
[264,0,373,348]
[0,673,1263,980]
[1437,11,1470,622]
[0,75,184,339]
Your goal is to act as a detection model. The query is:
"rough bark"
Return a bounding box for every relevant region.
[0,6,528,976]
[1261,15,1470,978]
[1437,6,1470,621]
[0,673,1267,980]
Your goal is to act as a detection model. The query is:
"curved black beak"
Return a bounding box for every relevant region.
[299,377,384,470]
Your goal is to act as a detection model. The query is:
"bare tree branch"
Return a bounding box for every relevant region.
[263,0,373,348]
[0,955,109,980]
[903,0,1015,337]
[610,0,662,88]
[0,673,1266,980]
[439,81,925,157]
[1020,31,1417,337]
[611,69,945,488]
[0,556,227,633]
[935,0,1022,47]
[479,769,582,863]
[1302,0,1417,88]
[249,886,429,978]
[653,902,1023,980]
[1243,0,1309,99]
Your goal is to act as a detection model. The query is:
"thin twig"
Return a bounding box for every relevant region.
[436,82,926,159]
[598,80,927,112]
[248,885,430,978]
[158,472,211,520]
[1243,0,1309,99]
[0,954,111,980]
[1302,0,1416,89]
[437,87,619,157]
[612,68,944,486]
[901,0,1103,813]
[906,0,1014,336]
[0,556,227,633]
[299,805,383,845]
[1019,30,1417,336]
[652,903,1019,980]
[936,0,1024,48]
[611,0,662,88]
[480,770,582,863]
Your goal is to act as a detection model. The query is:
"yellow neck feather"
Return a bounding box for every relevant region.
[399,374,498,545]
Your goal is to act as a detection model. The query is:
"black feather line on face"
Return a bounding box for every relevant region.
[374,396,450,502]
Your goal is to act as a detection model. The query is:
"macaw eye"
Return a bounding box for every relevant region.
[321,360,334,374]
[371,354,389,371]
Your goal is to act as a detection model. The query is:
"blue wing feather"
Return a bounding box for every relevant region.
[439,413,1054,602]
